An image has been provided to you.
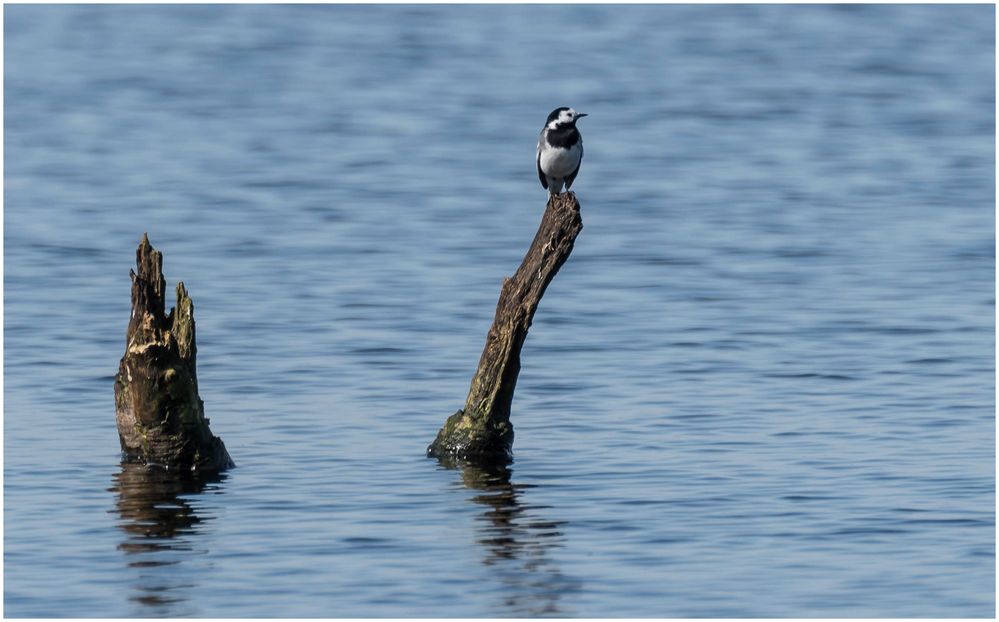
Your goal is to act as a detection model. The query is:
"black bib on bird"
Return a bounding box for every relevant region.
[545,125,581,149]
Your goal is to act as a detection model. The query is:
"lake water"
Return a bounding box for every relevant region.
[4,4,995,617]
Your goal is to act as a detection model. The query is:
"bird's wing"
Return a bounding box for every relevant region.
[536,136,548,189]
[565,140,583,190]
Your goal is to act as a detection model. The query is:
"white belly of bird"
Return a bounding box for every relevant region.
[540,144,581,179]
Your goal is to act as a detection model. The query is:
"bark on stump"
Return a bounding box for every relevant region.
[114,234,233,472]
[428,192,584,462]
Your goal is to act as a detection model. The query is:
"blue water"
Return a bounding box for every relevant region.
[4,4,995,617]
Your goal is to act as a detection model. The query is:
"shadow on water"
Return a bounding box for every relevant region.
[108,463,227,616]
[445,459,579,617]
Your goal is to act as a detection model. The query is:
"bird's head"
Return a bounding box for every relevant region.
[546,107,588,130]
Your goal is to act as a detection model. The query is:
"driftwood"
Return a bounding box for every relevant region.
[114,234,232,471]
[428,192,583,461]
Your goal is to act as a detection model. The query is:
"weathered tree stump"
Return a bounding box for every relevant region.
[114,234,233,471]
[428,192,583,462]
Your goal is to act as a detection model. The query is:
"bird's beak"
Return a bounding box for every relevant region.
[577,112,589,118]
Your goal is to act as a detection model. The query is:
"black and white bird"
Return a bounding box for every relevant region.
[537,107,587,195]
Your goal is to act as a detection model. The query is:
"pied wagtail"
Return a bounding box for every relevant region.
[537,107,587,195]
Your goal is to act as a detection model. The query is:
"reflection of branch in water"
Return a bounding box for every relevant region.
[453,460,578,617]
[108,463,225,615]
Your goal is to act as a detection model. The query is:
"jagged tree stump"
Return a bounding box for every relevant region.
[114,234,233,471]
[428,192,583,462]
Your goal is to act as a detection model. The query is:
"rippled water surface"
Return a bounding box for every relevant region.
[4,4,995,617]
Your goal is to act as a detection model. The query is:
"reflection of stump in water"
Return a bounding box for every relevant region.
[453,461,577,616]
[109,463,225,613]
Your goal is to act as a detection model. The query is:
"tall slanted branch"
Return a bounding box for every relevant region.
[428,192,583,462]
[114,234,232,471]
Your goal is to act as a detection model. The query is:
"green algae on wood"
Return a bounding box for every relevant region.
[114,234,233,472]
[428,192,584,462]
